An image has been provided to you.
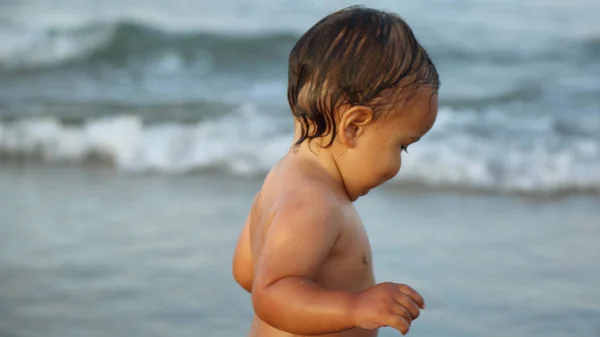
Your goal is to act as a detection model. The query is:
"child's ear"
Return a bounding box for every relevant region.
[338,106,374,148]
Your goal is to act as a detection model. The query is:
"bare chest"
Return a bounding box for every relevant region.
[315,216,375,291]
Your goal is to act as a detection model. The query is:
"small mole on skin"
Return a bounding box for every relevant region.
[362,255,368,265]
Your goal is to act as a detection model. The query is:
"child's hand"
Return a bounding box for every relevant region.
[352,282,425,335]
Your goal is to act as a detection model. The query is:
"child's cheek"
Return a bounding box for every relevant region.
[380,152,401,183]
[391,154,402,178]
[383,140,401,176]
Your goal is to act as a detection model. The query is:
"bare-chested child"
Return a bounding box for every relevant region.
[232,5,440,337]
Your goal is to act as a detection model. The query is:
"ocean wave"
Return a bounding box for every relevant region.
[1,105,599,195]
[1,18,598,73]
[0,20,297,71]
[0,21,115,70]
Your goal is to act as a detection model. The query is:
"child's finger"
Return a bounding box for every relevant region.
[395,284,425,309]
[390,303,413,324]
[385,313,410,335]
[394,293,421,319]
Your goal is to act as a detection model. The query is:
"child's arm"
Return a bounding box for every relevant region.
[251,189,355,334]
[232,212,254,293]
[251,187,426,335]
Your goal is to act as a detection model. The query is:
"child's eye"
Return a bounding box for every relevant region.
[401,145,409,154]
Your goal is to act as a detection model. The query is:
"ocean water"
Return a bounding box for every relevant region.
[1,1,599,336]
[1,165,599,337]
[1,0,599,194]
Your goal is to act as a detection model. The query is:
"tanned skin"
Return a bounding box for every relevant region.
[233,88,439,337]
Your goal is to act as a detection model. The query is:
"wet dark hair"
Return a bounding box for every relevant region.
[288,5,440,147]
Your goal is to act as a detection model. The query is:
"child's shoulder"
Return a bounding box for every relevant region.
[257,163,344,227]
[250,175,346,264]
[264,179,340,217]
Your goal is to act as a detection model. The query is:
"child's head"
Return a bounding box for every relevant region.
[287,6,440,198]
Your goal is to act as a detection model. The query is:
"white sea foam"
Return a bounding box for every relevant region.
[1,105,599,194]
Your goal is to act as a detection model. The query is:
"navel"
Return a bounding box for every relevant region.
[362,255,368,265]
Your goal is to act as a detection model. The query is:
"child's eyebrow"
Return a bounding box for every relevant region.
[408,136,421,142]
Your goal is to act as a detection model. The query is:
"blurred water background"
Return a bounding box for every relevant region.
[1,1,599,337]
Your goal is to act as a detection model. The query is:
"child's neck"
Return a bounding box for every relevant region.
[288,123,354,201]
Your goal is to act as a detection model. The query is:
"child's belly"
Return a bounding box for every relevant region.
[249,316,378,337]
[248,273,377,337]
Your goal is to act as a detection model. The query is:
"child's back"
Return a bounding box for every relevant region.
[233,5,440,337]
